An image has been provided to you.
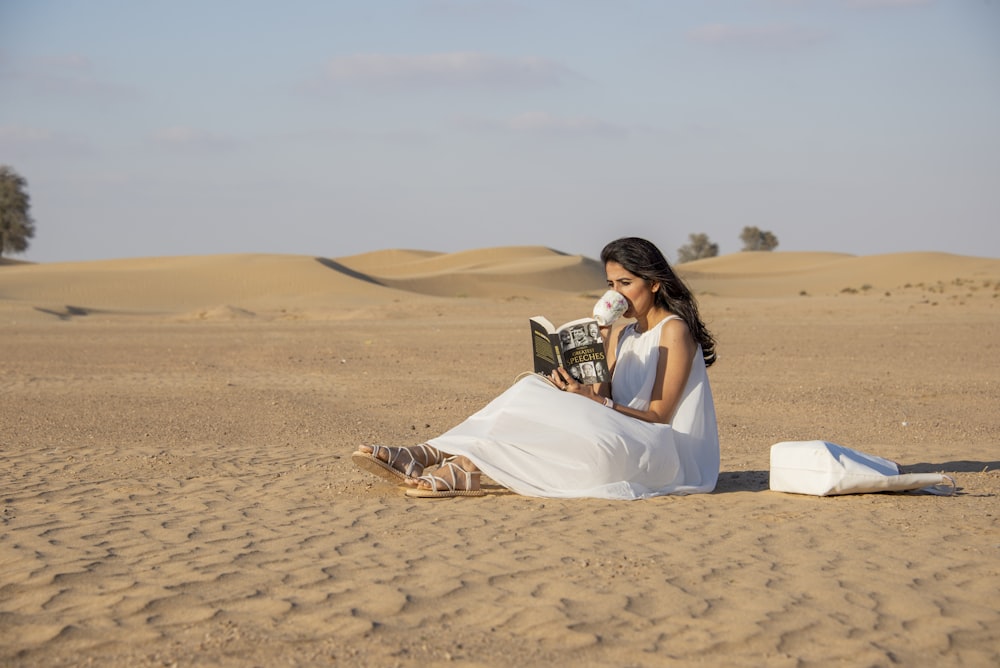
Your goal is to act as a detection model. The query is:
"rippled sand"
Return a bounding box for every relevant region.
[2,248,998,666]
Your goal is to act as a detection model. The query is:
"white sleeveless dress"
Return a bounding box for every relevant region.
[427,316,720,499]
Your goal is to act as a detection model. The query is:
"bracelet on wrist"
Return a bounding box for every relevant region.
[603,396,614,409]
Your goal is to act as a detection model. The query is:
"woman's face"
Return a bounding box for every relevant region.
[605,261,658,319]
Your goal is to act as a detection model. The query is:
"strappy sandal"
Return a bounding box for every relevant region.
[405,459,486,498]
[351,444,445,484]
[352,445,423,483]
[411,444,446,468]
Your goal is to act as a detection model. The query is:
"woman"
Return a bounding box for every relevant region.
[352,237,719,500]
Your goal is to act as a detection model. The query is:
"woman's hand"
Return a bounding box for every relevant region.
[550,367,600,401]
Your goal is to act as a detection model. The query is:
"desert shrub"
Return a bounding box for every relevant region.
[0,165,35,257]
[739,226,778,251]
[676,233,719,263]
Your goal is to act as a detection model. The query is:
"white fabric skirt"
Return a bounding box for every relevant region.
[427,374,716,500]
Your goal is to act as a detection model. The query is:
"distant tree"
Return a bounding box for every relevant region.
[739,226,778,252]
[0,166,36,257]
[676,233,719,263]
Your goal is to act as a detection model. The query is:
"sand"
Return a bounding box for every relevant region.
[1,247,998,667]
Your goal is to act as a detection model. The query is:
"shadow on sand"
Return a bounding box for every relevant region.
[314,257,384,285]
[713,470,770,494]
[902,460,997,474]
[34,305,93,320]
[709,460,996,495]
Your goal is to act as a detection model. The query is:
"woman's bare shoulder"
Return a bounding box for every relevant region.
[660,316,694,346]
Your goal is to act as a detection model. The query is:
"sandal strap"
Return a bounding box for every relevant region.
[417,462,458,492]
[416,461,478,493]
[371,445,423,478]
[411,443,445,467]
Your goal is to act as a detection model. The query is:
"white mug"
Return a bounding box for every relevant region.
[592,290,628,326]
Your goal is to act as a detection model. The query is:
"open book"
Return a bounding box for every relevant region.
[529,316,610,385]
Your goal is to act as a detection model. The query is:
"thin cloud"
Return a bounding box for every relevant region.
[764,0,933,6]
[0,124,92,157]
[846,0,933,7]
[689,23,829,49]
[152,126,238,151]
[507,112,624,136]
[417,0,528,19]
[0,124,56,145]
[35,53,94,70]
[0,53,136,98]
[322,52,576,88]
[459,111,626,138]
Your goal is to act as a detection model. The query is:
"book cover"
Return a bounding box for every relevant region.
[529,316,610,385]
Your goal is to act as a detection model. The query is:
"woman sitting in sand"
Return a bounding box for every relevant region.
[352,237,719,500]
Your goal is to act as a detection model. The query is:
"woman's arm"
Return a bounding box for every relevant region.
[606,318,696,424]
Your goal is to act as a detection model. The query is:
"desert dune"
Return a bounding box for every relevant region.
[1,247,998,667]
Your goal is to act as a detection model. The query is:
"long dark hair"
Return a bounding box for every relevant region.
[600,237,717,366]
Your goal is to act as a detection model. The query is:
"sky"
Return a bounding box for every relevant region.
[1,0,998,264]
